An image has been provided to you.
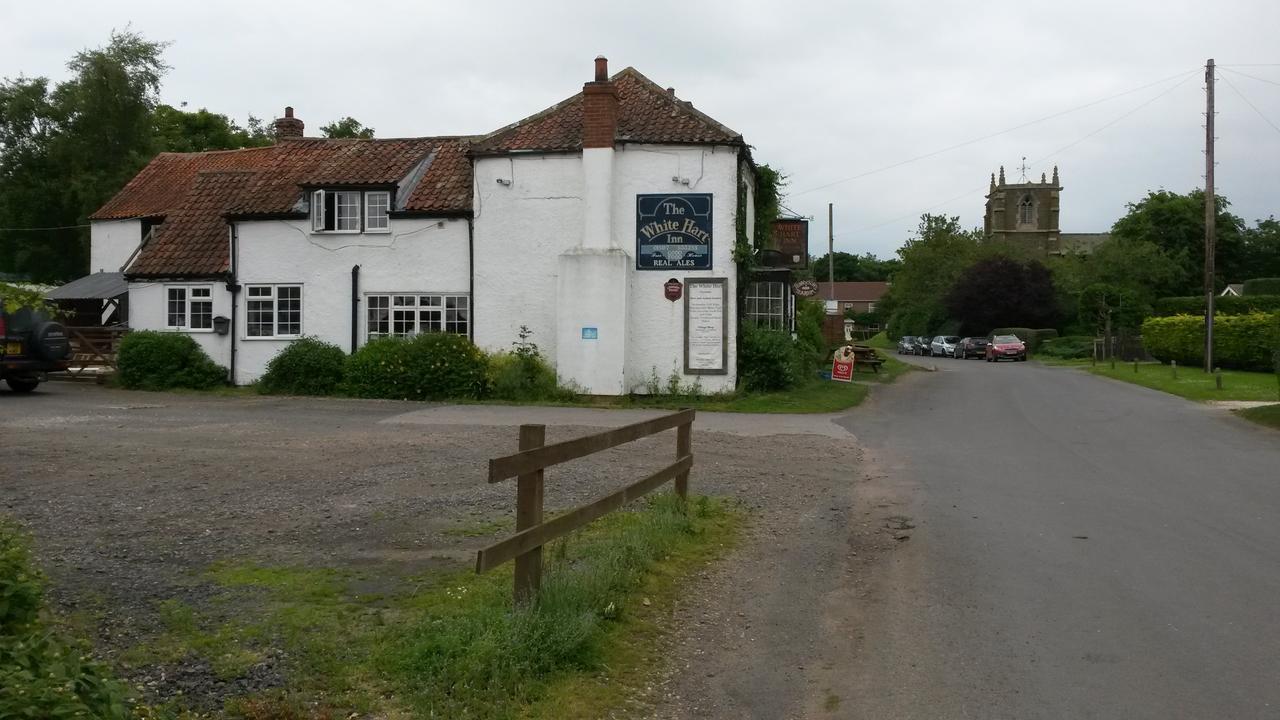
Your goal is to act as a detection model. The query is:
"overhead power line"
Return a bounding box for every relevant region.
[1218,72,1280,137]
[791,67,1201,197]
[1220,67,1280,89]
[0,223,91,232]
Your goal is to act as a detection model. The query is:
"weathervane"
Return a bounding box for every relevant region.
[1018,156,1030,183]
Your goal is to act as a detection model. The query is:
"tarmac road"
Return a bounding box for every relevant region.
[830,356,1280,719]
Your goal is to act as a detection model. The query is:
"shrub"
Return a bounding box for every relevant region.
[342,333,488,400]
[1038,336,1094,360]
[1243,278,1280,296]
[739,325,805,392]
[117,331,227,390]
[794,299,826,369]
[1142,312,1278,371]
[258,337,346,396]
[1151,295,1280,316]
[488,351,567,401]
[1,520,133,718]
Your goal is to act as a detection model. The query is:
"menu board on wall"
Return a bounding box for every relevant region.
[684,278,727,375]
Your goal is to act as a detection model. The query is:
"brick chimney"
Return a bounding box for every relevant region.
[582,56,618,149]
[274,107,304,139]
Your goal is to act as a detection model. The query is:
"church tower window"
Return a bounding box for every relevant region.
[1017,194,1035,226]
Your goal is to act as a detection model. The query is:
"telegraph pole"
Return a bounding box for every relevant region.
[1204,58,1216,373]
[827,203,835,292]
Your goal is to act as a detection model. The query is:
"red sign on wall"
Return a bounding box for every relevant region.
[664,278,683,302]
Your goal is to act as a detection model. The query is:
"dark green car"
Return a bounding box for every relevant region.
[0,304,71,392]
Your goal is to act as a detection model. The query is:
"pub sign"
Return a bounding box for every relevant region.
[636,194,712,270]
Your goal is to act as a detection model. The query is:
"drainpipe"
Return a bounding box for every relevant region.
[350,265,360,353]
[229,224,239,384]
[467,218,475,342]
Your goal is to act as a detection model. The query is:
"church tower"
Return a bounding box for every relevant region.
[984,162,1062,254]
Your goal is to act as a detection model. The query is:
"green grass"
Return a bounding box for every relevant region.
[120,494,743,719]
[864,331,894,349]
[1085,362,1280,402]
[1238,404,1280,430]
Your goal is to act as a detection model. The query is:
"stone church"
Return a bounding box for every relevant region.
[983,164,1108,255]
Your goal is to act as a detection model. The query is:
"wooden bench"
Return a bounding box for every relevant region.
[849,346,885,374]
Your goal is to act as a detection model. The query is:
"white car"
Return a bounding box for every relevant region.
[930,335,961,357]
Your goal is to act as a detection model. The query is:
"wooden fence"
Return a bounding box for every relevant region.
[475,409,695,604]
[55,326,128,381]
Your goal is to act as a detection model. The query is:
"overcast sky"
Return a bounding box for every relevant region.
[3,0,1278,258]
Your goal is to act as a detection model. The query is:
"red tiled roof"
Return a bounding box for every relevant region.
[816,282,890,302]
[472,68,743,154]
[128,171,256,277]
[91,148,273,220]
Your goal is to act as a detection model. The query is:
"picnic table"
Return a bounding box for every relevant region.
[848,345,885,373]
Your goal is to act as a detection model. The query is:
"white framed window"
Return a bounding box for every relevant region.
[310,190,364,233]
[745,281,786,331]
[245,284,302,338]
[365,191,390,232]
[165,285,213,331]
[366,293,468,340]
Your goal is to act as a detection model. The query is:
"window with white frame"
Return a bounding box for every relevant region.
[166,286,213,330]
[311,189,391,233]
[745,281,787,331]
[365,191,390,232]
[245,285,302,338]
[366,293,469,340]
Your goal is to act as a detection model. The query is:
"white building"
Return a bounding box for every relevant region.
[90,58,761,395]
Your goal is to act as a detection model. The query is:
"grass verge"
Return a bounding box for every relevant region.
[119,494,742,719]
[1238,404,1280,430]
[1084,362,1280,402]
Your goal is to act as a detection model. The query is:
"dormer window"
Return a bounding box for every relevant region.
[310,189,391,233]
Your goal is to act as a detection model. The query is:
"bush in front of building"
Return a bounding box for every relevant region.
[257,337,347,396]
[739,325,806,392]
[342,333,488,401]
[1243,278,1280,296]
[487,351,568,401]
[793,300,827,370]
[1,520,133,719]
[1142,312,1279,371]
[117,331,227,390]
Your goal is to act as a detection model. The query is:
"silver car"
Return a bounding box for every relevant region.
[930,335,961,357]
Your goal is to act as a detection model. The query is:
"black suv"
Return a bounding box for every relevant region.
[1,304,71,392]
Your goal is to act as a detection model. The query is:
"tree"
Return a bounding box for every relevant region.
[152,104,273,152]
[1109,189,1247,294]
[1241,217,1280,280]
[809,251,900,282]
[320,117,375,139]
[879,214,982,337]
[945,256,1059,335]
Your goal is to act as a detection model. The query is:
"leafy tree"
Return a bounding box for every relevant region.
[1241,217,1280,280]
[320,116,375,139]
[945,256,1059,335]
[880,214,982,337]
[1109,189,1247,294]
[152,104,273,152]
[809,251,901,282]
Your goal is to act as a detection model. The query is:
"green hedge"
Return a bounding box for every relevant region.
[342,334,488,400]
[1141,312,1279,371]
[1038,336,1094,360]
[1243,278,1280,296]
[739,325,805,392]
[1151,295,1280,316]
[258,337,346,396]
[1,520,133,718]
[117,331,227,390]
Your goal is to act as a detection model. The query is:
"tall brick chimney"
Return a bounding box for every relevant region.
[582,56,617,149]
[274,107,304,139]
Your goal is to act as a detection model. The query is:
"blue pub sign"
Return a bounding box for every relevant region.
[635,194,712,270]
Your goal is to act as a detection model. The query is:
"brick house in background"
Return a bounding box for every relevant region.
[816,281,889,317]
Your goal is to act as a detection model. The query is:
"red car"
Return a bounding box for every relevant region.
[985,334,1027,362]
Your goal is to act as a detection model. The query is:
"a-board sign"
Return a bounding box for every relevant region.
[831,346,856,382]
[637,194,713,270]
[684,277,727,375]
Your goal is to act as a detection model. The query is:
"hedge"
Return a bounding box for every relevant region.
[1151,295,1280,317]
[1243,278,1280,296]
[739,325,806,392]
[1141,312,1279,371]
[258,337,347,396]
[117,331,227,390]
[342,333,488,400]
[1038,336,1094,360]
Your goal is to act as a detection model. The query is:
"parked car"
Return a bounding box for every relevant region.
[930,335,961,357]
[897,336,917,354]
[985,334,1027,362]
[912,336,932,356]
[0,304,71,392]
[955,336,989,359]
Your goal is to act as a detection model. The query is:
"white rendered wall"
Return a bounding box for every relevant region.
[233,217,471,383]
[472,154,584,362]
[126,281,234,370]
[90,220,143,274]
[615,145,742,394]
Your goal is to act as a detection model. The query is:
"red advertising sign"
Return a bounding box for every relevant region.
[831,346,856,382]
[664,278,683,302]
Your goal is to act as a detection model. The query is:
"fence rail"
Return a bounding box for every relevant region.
[53,326,128,381]
[476,409,695,603]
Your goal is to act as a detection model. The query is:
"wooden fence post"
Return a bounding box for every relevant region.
[515,424,545,605]
[675,419,692,501]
